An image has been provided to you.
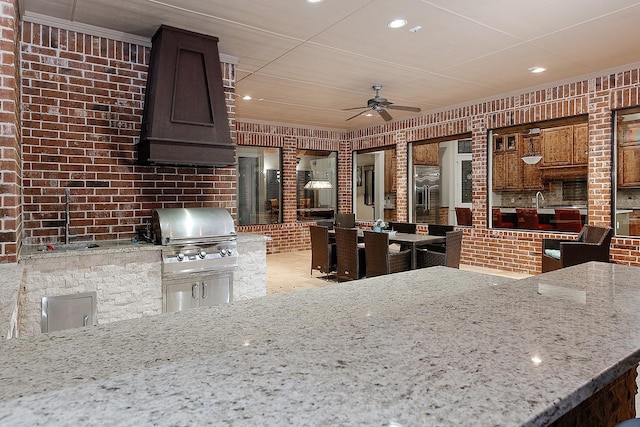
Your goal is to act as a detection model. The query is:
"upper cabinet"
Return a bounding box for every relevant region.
[521,135,543,190]
[493,134,521,190]
[413,143,439,166]
[540,123,588,168]
[617,119,640,188]
[384,150,397,192]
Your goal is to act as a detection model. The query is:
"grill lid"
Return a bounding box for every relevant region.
[152,207,236,245]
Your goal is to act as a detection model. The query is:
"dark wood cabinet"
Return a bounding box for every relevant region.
[541,126,573,167]
[617,120,640,188]
[573,123,589,165]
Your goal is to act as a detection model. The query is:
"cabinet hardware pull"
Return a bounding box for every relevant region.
[82,315,89,327]
[192,283,198,299]
[202,283,208,299]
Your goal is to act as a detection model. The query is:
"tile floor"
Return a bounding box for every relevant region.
[266,250,532,294]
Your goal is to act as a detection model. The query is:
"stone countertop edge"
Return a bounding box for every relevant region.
[0,264,24,339]
[1,262,639,425]
[18,233,268,260]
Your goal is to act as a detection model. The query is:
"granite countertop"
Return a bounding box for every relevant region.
[0,264,24,339]
[1,263,640,426]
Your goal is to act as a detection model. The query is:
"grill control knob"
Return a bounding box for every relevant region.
[226,248,233,256]
[176,253,185,261]
[198,249,206,259]
[219,248,226,257]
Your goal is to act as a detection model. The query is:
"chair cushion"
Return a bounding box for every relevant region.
[388,243,401,253]
[544,248,561,260]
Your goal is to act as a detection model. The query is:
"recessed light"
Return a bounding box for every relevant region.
[364,113,374,117]
[388,19,407,29]
[306,0,323,3]
[529,66,546,74]
[242,95,252,100]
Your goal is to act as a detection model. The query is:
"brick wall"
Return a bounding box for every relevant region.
[0,0,21,263]
[20,22,237,246]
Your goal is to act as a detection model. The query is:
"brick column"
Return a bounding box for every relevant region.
[588,78,613,226]
[0,0,21,263]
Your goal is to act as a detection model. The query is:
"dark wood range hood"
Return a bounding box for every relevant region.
[139,25,234,167]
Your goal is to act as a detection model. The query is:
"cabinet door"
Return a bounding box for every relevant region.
[200,275,232,307]
[618,145,640,187]
[541,126,573,166]
[504,150,521,189]
[165,281,199,312]
[521,136,543,189]
[384,152,396,192]
[573,123,588,165]
[493,152,505,190]
[413,143,438,165]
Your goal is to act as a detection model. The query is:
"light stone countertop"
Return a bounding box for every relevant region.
[0,264,24,339]
[1,262,640,426]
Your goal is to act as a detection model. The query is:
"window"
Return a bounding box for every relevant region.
[409,139,468,225]
[296,150,337,221]
[353,149,391,222]
[237,146,281,225]
[614,107,640,236]
[488,119,587,231]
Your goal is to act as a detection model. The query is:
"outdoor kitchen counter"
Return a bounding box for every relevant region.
[1,262,640,425]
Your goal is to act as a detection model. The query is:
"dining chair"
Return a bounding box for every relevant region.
[516,208,553,230]
[455,207,472,226]
[541,225,613,272]
[554,208,583,232]
[309,225,336,279]
[492,208,514,228]
[363,231,412,277]
[389,221,417,234]
[334,227,366,281]
[423,224,454,253]
[335,213,356,229]
[416,230,463,269]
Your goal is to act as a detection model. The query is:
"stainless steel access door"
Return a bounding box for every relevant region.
[41,292,97,333]
[163,271,233,313]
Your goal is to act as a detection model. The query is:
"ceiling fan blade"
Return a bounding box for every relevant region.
[345,108,372,121]
[342,106,370,111]
[387,105,421,112]
[377,108,393,122]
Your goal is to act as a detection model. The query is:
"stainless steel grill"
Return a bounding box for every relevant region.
[152,207,238,312]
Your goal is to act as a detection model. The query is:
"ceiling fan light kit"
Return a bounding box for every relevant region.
[343,84,421,122]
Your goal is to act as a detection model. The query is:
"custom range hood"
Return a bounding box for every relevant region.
[139,25,234,167]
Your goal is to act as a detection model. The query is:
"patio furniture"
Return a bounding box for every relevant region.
[455,207,472,226]
[424,224,454,252]
[334,227,366,281]
[335,213,356,229]
[516,208,553,230]
[492,208,514,228]
[541,225,613,272]
[554,208,583,232]
[309,225,336,279]
[416,230,463,269]
[389,221,417,234]
[363,231,412,277]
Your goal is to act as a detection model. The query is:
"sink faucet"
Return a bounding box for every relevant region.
[535,191,544,210]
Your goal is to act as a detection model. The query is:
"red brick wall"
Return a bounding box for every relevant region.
[20,22,236,246]
[0,0,21,263]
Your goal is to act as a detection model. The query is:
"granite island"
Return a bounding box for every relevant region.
[0,262,639,425]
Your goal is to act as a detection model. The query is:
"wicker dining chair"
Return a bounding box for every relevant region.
[423,224,454,253]
[416,230,463,269]
[363,231,412,277]
[389,221,417,234]
[309,225,336,279]
[335,213,356,229]
[334,227,366,281]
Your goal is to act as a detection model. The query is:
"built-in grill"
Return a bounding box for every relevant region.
[152,207,238,312]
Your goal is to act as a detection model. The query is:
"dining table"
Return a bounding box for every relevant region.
[329,229,446,270]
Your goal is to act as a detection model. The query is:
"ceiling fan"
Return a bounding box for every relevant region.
[343,84,421,122]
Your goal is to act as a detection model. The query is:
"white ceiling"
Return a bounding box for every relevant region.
[19,0,640,129]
